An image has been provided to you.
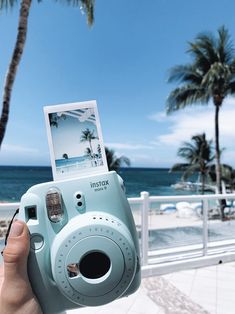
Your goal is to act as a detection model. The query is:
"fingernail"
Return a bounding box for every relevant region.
[9,221,24,238]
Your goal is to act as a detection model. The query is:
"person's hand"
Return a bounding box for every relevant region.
[0,220,43,314]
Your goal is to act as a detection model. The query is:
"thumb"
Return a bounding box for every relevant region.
[3,220,30,284]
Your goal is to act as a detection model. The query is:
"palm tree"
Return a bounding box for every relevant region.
[166,26,235,198]
[0,0,95,149]
[170,133,214,194]
[105,147,131,172]
[208,164,235,193]
[80,128,98,156]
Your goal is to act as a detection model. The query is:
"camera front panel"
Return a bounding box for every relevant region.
[51,212,137,306]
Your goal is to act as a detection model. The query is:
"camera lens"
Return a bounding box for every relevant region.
[79,251,111,279]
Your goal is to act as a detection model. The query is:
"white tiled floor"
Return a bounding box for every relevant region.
[67,261,235,314]
[167,262,235,314]
[67,287,160,313]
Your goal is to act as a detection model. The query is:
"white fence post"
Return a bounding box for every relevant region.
[141,191,149,266]
[202,199,209,256]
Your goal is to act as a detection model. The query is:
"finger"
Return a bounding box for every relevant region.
[3,220,30,284]
[1,221,42,313]
[0,264,4,291]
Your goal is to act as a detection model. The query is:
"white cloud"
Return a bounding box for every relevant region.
[222,149,235,163]
[155,100,234,145]
[148,111,168,122]
[129,153,158,163]
[2,144,39,154]
[105,143,163,167]
[0,144,50,166]
[105,142,154,150]
[149,97,235,166]
[104,97,235,168]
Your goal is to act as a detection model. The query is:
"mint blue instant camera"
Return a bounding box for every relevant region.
[19,171,141,314]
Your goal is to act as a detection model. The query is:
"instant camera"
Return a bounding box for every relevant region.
[18,101,141,314]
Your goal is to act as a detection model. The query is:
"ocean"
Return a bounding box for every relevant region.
[0,166,198,202]
[1,166,233,252]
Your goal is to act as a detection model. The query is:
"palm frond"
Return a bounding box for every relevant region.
[187,42,212,73]
[181,164,200,180]
[79,0,95,26]
[227,80,235,94]
[167,64,202,85]
[217,25,234,64]
[177,145,195,162]
[80,128,97,141]
[119,155,131,167]
[56,0,95,25]
[201,62,231,92]
[0,0,17,9]
[105,147,131,172]
[170,163,189,172]
[229,59,235,73]
[166,84,209,113]
[194,32,218,64]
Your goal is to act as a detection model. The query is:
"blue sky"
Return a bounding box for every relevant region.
[0,0,235,167]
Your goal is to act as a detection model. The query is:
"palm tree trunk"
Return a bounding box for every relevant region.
[215,104,221,192]
[201,172,205,195]
[214,103,225,219]
[89,139,93,155]
[0,0,32,148]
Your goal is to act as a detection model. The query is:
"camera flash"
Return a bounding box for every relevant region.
[46,188,64,223]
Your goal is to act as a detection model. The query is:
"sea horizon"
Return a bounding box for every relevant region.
[0,165,198,202]
[0,165,172,170]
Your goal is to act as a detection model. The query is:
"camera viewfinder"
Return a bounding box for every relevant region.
[25,205,37,221]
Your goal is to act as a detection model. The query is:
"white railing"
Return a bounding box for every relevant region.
[128,192,235,277]
[1,192,235,277]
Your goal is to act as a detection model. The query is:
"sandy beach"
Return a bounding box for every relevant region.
[133,211,206,230]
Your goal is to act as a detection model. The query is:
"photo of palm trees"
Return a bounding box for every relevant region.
[44,101,108,180]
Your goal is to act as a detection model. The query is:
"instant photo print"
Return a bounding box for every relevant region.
[44,100,108,180]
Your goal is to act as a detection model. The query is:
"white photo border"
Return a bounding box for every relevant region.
[44,100,108,181]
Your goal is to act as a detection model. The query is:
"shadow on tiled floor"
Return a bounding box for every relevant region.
[68,261,235,314]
